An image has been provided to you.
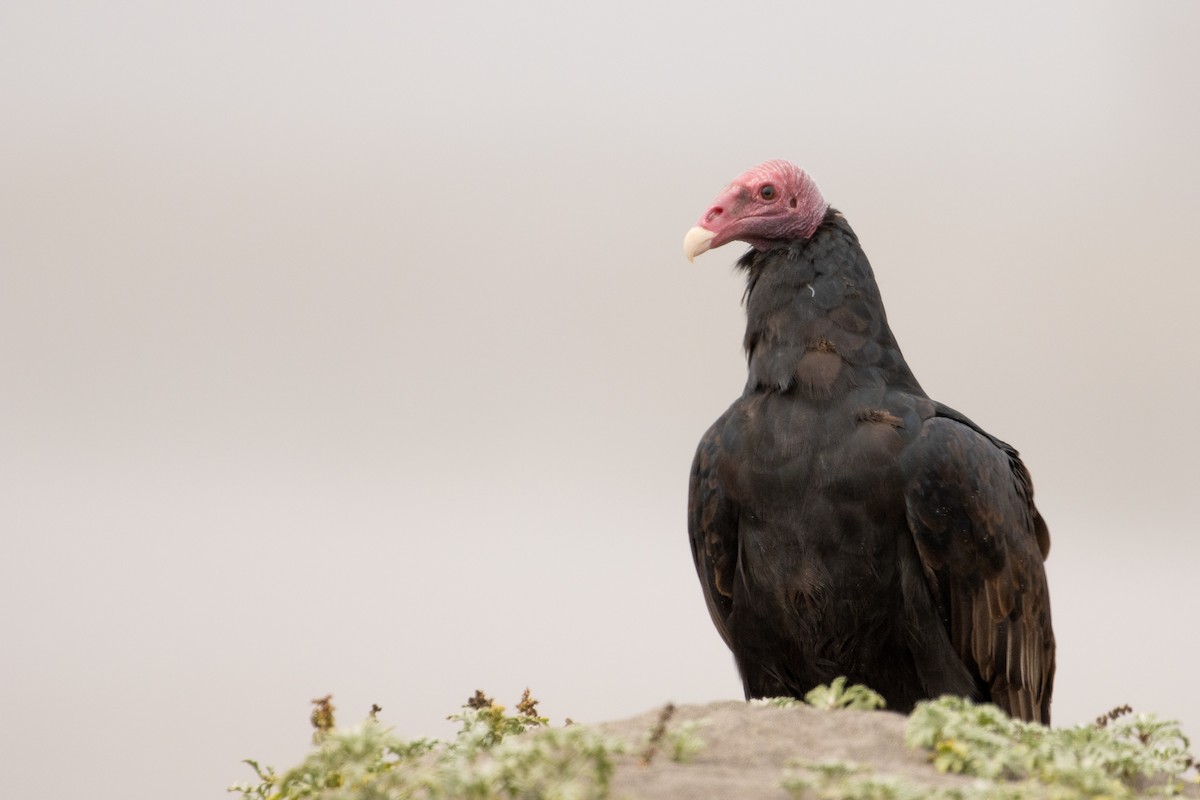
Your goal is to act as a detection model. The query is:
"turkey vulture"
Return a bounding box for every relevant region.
[683,160,1055,722]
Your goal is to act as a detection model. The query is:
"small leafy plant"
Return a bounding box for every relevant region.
[751,696,805,709]
[228,689,621,800]
[663,719,708,764]
[784,694,1197,800]
[638,702,709,766]
[750,678,887,712]
[803,677,888,711]
[907,695,1194,796]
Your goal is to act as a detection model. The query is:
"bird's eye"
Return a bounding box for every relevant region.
[760,184,777,201]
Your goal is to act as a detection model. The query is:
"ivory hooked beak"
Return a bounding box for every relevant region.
[683,226,716,263]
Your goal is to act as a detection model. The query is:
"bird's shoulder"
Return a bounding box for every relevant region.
[900,402,1049,561]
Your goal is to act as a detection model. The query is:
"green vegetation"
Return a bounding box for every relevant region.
[749,677,886,712]
[637,703,708,766]
[802,676,888,711]
[228,690,620,800]
[232,684,1196,799]
[785,695,1197,800]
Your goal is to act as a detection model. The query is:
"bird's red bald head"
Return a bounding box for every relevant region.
[684,160,828,261]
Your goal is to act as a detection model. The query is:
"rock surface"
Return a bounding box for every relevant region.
[587,701,1200,799]
[594,701,970,799]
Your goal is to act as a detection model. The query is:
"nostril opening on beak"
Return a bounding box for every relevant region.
[705,207,723,223]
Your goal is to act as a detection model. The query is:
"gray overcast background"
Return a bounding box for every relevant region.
[3,2,1199,797]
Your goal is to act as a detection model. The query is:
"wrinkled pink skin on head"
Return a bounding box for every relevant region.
[694,160,829,251]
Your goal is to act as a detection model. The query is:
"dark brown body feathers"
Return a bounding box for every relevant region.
[688,210,1055,721]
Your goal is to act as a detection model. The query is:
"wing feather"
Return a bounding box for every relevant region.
[902,410,1055,722]
[687,416,739,649]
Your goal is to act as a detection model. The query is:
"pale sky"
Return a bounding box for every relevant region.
[3,2,1199,797]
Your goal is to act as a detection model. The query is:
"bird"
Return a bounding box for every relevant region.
[683,160,1055,722]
